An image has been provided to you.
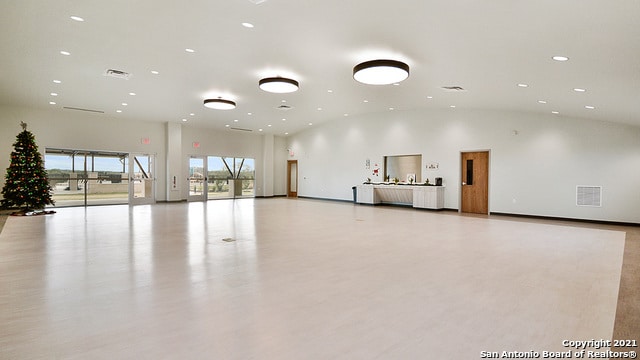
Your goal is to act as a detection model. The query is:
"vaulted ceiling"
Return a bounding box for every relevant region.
[1,0,638,135]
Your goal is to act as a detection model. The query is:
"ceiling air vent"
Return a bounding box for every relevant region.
[230,127,252,132]
[104,69,132,80]
[63,106,104,114]
[277,104,293,110]
[441,86,466,92]
[576,186,602,207]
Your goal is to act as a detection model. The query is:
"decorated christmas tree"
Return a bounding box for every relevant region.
[1,122,55,211]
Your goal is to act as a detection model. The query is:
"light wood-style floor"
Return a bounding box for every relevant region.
[0,199,629,359]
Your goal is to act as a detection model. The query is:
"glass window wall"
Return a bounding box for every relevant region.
[45,148,129,207]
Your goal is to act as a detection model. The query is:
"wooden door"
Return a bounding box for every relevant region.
[287,160,298,198]
[460,151,489,214]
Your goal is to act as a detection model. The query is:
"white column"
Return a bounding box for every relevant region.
[165,122,182,201]
[262,134,274,197]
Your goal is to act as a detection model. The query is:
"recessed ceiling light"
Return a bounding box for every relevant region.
[517,83,529,88]
[185,48,195,53]
[585,105,595,109]
[552,56,569,62]
[225,124,230,127]
[308,123,313,126]
[344,113,349,116]
[426,96,433,99]
[282,118,286,121]
[285,132,289,135]
[122,102,128,106]
[258,128,263,132]
[190,113,195,116]
[327,90,333,93]
[268,124,272,127]
[129,92,136,96]
[573,88,586,92]
[151,70,159,75]
[60,51,71,56]
[49,101,56,105]
[247,112,252,116]
[182,118,187,122]
[241,22,254,28]
[538,100,547,104]
[53,80,61,84]
[234,119,239,122]
[70,16,84,22]
[317,107,323,111]
[552,111,559,114]
[393,83,400,86]
[389,107,394,110]
[450,105,456,108]
[50,92,58,96]
[363,100,369,103]
[116,110,122,113]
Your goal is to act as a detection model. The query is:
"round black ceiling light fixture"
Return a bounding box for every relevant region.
[353,59,410,85]
[203,98,236,110]
[259,77,299,93]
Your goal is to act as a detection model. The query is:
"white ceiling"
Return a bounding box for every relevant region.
[1,0,639,135]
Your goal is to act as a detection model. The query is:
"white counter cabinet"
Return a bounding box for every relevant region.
[356,184,444,210]
[412,186,445,209]
[356,184,380,204]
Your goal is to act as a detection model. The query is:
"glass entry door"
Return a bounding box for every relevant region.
[207,156,255,199]
[129,153,155,205]
[188,156,207,201]
[187,155,256,202]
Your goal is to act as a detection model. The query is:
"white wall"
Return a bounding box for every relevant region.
[0,105,168,199]
[3,103,637,222]
[0,105,288,202]
[287,108,640,223]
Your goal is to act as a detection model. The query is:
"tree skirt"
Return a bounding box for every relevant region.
[10,209,56,216]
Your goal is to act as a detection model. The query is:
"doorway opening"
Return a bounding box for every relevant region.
[287,160,298,198]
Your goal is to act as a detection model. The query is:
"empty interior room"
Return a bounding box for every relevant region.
[0,1,638,359]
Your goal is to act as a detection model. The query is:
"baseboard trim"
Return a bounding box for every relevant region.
[490,211,640,227]
[298,196,353,203]
[255,195,287,199]
[267,196,639,226]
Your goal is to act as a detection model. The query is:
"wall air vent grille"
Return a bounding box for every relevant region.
[576,186,602,207]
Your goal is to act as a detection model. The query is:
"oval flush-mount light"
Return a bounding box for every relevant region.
[259,77,299,93]
[353,59,410,85]
[204,98,236,110]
